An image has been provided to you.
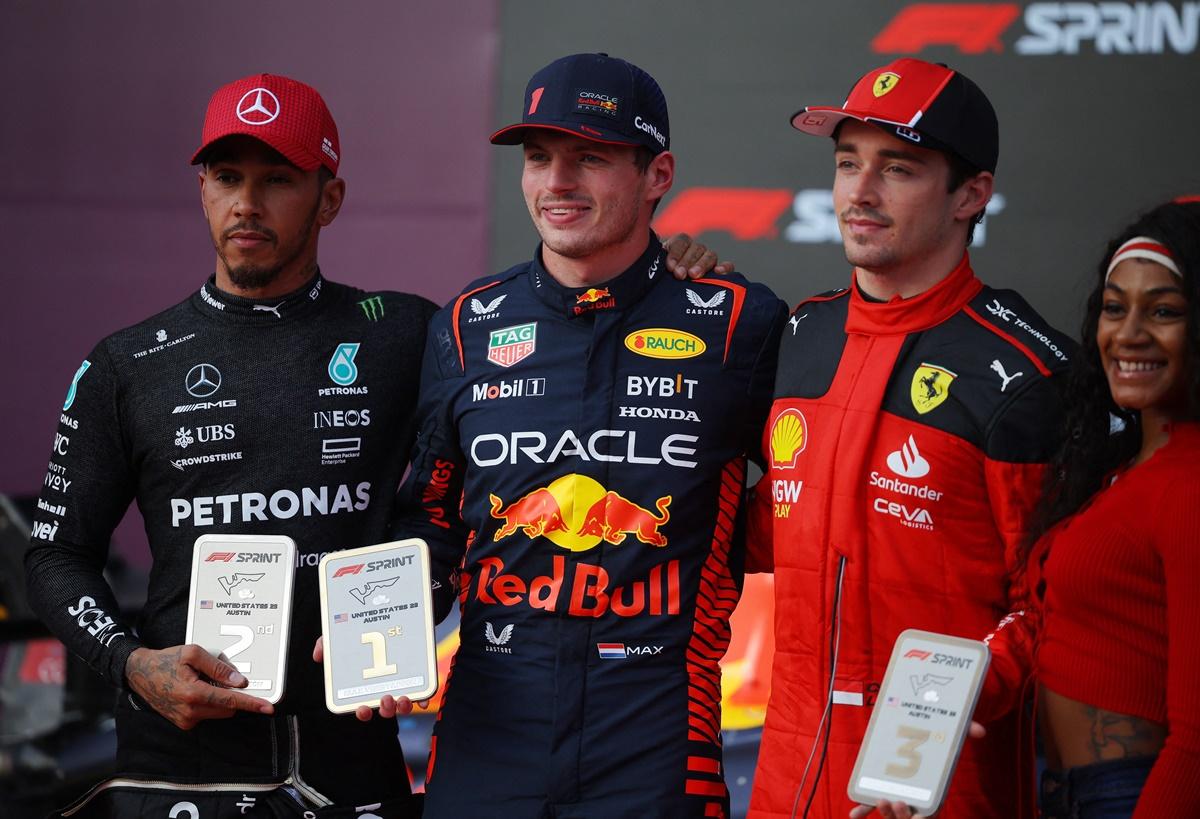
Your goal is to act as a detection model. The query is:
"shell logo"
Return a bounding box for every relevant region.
[769,408,808,469]
[624,328,706,360]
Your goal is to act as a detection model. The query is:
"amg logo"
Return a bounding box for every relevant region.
[174,400,237,414]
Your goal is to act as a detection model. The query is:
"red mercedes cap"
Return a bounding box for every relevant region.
[191,73,340,174]
[791,58,998,174]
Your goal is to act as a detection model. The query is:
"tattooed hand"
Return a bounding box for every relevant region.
[125,645,274,730]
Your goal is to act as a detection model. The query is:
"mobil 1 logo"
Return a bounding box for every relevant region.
[319,539,437,713]
[185,534,296,704]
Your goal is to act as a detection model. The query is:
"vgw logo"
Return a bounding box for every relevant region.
[328,343,360,385]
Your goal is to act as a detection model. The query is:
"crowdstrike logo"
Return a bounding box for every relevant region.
[236,88,281,125]
[886,435,930,479]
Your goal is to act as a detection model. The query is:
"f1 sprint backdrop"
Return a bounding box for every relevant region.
[1,1,1197,816]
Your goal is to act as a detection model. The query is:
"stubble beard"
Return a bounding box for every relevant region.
[535,191,642,261]
[216,197,320,290]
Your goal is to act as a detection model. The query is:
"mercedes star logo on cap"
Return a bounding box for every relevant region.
[185,363,222,398]
[236,88,280,125]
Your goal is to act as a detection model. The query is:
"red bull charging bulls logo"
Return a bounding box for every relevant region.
[488,474,670,552]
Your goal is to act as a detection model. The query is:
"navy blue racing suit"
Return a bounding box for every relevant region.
[398,234,786,818]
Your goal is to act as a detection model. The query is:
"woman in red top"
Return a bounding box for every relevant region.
[856,198,1200,819]
[1034,197,1200,817]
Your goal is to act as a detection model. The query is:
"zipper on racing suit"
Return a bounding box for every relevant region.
[286,714,333,807]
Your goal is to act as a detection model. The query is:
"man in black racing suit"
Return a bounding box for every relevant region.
[24,74,436,817]
[392,54,788,818]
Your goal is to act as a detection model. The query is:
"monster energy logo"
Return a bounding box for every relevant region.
[358,296,384,321]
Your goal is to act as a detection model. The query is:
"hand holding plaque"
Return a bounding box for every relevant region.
[185,534,297,705]
[318,539,438,714]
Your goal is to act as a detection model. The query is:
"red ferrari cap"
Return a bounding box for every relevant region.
[191,73,340,174]
[791,58,998,174]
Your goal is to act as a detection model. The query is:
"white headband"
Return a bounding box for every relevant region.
[1105,236,1182,282]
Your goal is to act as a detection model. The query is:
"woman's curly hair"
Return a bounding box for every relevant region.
[1038,198,1200,533]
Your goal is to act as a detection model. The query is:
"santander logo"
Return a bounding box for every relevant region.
[886,435,930,479]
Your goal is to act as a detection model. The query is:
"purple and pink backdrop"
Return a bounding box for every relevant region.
[2,2,500,556]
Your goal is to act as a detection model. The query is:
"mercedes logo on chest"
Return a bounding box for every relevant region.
[236,88,280,125]
[185,363,222,398]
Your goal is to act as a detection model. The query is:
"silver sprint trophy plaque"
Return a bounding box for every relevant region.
[848,629,990,815]
[318,539,438,713]
[185,534,297,704]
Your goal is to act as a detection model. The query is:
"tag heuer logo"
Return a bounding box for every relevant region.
[487,323,536,367]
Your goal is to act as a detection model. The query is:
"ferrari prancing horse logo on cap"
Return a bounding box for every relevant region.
[237,88,281,126]
[873,72,901,98]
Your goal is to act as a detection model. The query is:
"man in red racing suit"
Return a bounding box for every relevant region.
[746,59,1074,818]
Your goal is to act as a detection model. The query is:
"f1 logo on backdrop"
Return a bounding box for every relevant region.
[654,188,1006,246]
[872,3,1199,55]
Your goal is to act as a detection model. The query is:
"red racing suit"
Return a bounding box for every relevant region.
[746,255,1073,818]
[397,235,787,818]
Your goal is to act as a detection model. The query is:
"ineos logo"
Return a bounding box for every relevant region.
[185,364,222,398]
[236,88,280,125]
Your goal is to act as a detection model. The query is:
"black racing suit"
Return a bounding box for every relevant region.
[397,235,787,818]
[25,274,436,817]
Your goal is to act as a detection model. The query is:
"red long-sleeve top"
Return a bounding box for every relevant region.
[1037,422,1200,815]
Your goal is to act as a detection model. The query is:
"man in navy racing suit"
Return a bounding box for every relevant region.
[390,53,787,818]
[24,74,437,817]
